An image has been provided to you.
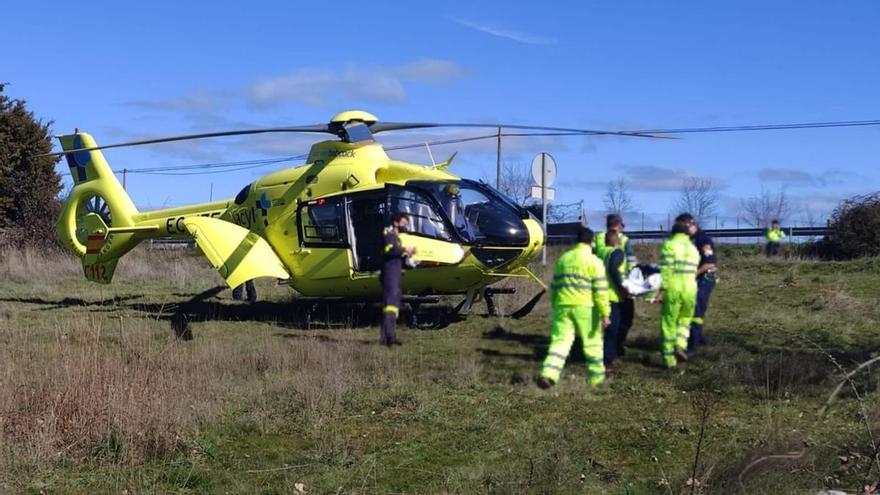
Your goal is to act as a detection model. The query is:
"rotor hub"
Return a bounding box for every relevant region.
[330,110,378,125]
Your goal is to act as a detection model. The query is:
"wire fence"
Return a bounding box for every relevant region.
[541,208,829,245]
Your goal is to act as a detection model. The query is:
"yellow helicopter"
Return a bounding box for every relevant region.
[52,110,656,318]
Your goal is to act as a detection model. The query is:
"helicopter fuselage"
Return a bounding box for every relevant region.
[131,139,545,297]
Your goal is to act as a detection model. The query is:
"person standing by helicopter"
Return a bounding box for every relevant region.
[232,280,257,304]
[380,213,416,347]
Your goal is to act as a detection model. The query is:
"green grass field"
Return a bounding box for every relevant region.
[1,245,878,494]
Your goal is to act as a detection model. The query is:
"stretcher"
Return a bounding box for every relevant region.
[621,264,662,297]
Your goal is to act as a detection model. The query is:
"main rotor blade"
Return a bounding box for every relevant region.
[41,124,333,157]
[370,122,670,139]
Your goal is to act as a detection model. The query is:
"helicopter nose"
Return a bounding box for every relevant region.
[522,216,545,262]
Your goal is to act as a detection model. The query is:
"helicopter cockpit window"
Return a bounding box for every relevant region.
[388,188,452,241]
[233,184,251,205]
[299,197,347,246]
[409,180,529,247]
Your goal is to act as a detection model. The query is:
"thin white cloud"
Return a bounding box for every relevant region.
[451,17,558,45]
[247,59,469,108]
[757,168,817,185]
[561,164,720,193]
[756,167,856,188]
[396,59,469,83]
[122,92,227,113]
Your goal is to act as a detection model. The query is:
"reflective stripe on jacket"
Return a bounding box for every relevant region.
[659,233,700,294]
[551,243,611,317]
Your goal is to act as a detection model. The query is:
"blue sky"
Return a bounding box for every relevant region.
[3,0,879,227]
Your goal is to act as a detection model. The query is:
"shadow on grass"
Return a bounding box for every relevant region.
[2,286,467,337]
[479,324,596,364]
[0,294,142,310]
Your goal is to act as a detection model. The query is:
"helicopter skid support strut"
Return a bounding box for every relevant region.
[451,285,544,319]
[464,266,547,319]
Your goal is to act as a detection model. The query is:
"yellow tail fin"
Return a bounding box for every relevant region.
[57,132,141,283]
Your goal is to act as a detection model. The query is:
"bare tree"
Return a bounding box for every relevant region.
[603,177,635,214]
[672,177,720,220]
[496,160,532,206]
[740,186,790,227]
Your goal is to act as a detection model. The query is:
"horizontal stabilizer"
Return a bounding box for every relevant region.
[183,217,290,288]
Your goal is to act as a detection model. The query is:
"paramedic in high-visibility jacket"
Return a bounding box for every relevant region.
[380,213,415,347]
[656,214,701,368]
[765,219,785,256]
[538,226,611,388]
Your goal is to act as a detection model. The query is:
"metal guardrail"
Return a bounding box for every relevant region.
[547,224,829,244]
[627,226,829,240]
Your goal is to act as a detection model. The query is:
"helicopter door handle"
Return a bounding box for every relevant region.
[293,248,312,255]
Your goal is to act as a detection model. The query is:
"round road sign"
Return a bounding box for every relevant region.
[531,152,557,187]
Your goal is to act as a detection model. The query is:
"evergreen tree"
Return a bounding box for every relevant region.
[0,83,62,245]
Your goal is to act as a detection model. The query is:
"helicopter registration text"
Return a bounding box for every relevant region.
[165,211,223,234]
[230,207,257,229]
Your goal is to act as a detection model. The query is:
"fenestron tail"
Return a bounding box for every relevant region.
[57,132,143,283]
[55,131,290,287]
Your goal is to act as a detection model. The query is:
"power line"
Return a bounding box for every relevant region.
[634,119,880,134]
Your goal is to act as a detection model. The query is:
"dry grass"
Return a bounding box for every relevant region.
[0,246,81,283]
[0,245,878,493]
[0,309,401,469]
[0,245,223,293]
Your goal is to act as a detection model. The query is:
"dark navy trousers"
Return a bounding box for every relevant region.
[687,276,715,353]
[617,298,634,356]
[603,302,622,365]
[380,259,403,344]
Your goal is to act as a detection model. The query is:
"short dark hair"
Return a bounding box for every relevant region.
[672,212,694,234]
[392,213,409,224]
[771,219,780,225]
[606,213,624,228]
[577,226,594,244]
[675,213,695,224]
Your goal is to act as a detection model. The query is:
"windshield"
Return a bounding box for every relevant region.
[410,180,529,246]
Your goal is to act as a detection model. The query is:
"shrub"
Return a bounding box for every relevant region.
[822,192,880,259]
[0,84,63,249]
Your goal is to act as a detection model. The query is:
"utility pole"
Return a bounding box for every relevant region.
[541,152,547,266]
[495,127,502,190]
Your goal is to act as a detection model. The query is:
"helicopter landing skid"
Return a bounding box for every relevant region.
[510,289,546,319]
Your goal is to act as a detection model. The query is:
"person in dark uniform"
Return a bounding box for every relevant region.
[686,216,717,355]
[232,280,257,304]
[380,213,415,346]
[602,232,627,368]
[594,214,637,357]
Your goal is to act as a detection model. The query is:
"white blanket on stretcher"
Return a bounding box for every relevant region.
[621,267,662,296]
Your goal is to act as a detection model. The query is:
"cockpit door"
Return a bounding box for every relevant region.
[294,197,353,280]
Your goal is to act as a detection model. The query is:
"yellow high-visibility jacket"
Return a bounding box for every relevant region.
[659,233,700,295]
[551,243,611,317]
[766,227,785,242]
